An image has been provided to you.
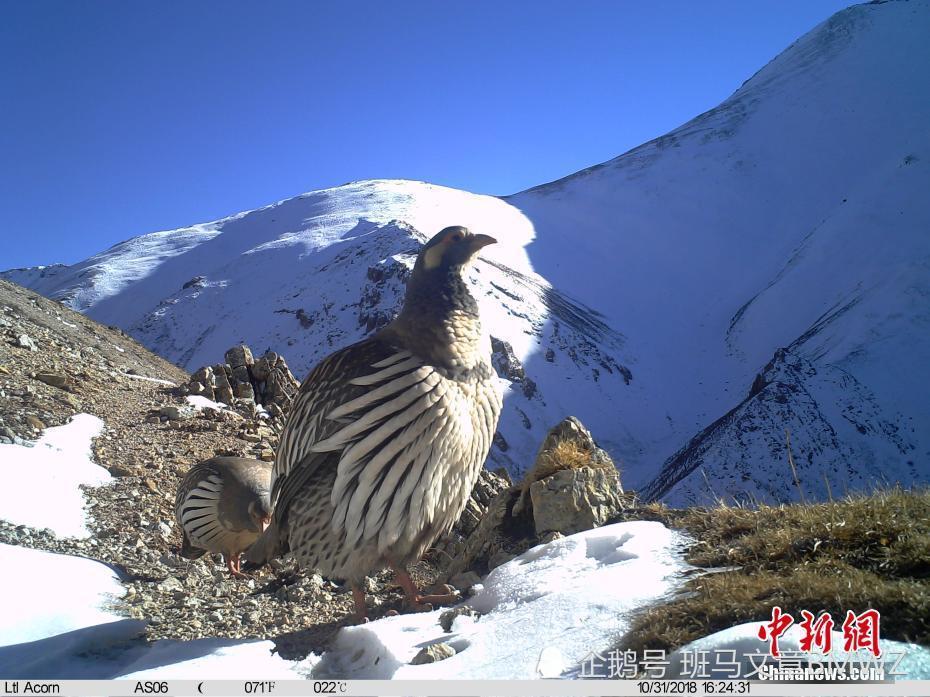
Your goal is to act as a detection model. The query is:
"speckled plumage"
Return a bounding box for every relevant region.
[175,456,272,576]
[248,226,502,614]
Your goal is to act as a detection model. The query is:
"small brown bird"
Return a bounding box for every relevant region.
[247,226,502,620]
[175,456,273,577]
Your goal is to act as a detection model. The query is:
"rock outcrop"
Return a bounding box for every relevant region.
[527,466,625,536]
[441,416,628,583]
[516,416,624,536]
[183,344,300,418]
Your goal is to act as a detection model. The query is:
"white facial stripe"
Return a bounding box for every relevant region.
[423,242,445,269]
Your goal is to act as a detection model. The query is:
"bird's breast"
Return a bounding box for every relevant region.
[323,352,500,552]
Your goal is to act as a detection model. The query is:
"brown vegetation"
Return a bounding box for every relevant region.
[616,487,930,653]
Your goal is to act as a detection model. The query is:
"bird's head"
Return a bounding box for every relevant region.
[248,497,273,532]
[415,226,497,274]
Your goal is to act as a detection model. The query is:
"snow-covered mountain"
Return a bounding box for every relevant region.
[6,0,929,502]
[3,184,632,477]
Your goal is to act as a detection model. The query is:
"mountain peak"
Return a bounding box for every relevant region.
[6,1,928,500]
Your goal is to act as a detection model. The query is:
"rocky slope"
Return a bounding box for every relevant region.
[1,278,631,663]
[6,0,929,503]
[0,279,467,655]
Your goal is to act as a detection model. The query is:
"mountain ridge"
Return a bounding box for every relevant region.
[6,0,929,501]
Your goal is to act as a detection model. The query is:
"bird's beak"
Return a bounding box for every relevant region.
[469,234,497,251]
[261,517,271,532]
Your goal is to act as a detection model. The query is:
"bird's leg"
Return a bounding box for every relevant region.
[388,561,459,612]
[225,553,249,579]
[351,584,369,624]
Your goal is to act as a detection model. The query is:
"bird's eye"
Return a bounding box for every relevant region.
[451,233,463,242]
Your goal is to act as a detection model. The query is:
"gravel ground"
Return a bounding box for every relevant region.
[0,279,473,659]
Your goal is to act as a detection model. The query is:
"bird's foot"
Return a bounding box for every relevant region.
[389,564,460,612]
[410,584,460,611]
[225,554,254,579]
[416,584,461,607]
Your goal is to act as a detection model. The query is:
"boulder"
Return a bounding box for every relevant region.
[160,405,194,421]
[234,382,255,401]
[231,364,251,385]
[441,416,626,583]
[534,416,615,471]
[251,352,276,381]
[448,571,482,593]
[410,643,455,665]
[16,334,38,352]
[191,366,213,386]
[529,466,624,536]
[35,372,69,389]
[225,345,253,369]
[517,416,624,534]
[212,369,234,404]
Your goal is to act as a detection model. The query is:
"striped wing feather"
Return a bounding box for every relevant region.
[272,337,496,553]
[271,340,411,526]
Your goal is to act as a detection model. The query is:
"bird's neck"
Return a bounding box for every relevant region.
[388,265,486,372]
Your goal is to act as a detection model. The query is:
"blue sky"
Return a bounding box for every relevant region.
[1,1,851,269]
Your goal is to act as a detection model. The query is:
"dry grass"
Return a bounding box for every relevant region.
[518,438,618,507]
[616,487,930,653]
[533,439,614,480]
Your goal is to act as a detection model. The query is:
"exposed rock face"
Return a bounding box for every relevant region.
[528,467,624,536]
[441,416,627,581]
[183,345,299,414]
[641,347,916,505]
[490,336,538,400]
[358,258,411,333]
[523,417,624,535]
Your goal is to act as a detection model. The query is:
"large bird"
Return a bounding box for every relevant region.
[247,226,502,620]
[175,456,273,577]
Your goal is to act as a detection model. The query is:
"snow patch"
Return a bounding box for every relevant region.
[0,414,108,538]
[0,544,124,647]
[313,521,690,679]
[123,373,176,386]
[186,395,228,410]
